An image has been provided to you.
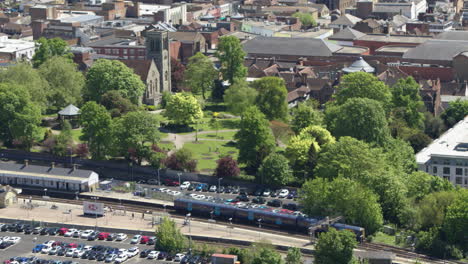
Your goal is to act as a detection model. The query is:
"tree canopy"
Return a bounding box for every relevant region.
[223,80,258,115]
[155,217,187,254]
[391,77,425,129]
[38,56,84,111]
[184,52,218,99]
[290,102,323,134]
[216,36,247,85]
[84,59,146,104]
[165,93,203,125]
[32,37,73,68]
[257,153,293,186]
[235,106,275,171]
[325,97,390,146]
[315,228,357,264]
[253,77,289,121]
[292,12,317,27]
[441,99,468,127]
[79,101,113,159]
[285,247,302,264]
[335,72,391,107]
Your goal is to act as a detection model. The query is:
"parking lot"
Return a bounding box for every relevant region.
[0,228,186,264]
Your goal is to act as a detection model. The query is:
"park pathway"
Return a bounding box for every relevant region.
[162,129,238,153]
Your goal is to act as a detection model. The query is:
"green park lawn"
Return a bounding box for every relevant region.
[70,128,83,143]
[198,131,237,140]
[183,140,239,174]
[372,232,397,246]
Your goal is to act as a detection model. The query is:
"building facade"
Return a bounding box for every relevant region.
[145,30,172,94]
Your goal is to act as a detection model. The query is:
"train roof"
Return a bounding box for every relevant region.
[332,223,365,231]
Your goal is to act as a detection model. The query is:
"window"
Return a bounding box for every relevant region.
[465,168,468,176]
[456,177,462,185]
[36,179,39,184]
[130,49,135,55]
[123,49,127,54]
[443,167,450,174]
[465,178,468,185]
[456,168,463,175]
[432,166,438,174]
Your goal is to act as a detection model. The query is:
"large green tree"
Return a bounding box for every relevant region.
[79,101,113,159]
[38,56,84,111]
[285,247,302,264]
[235,106,275,172]
[325,97,390,146]
[32,37,73,68]
[113,111,160,164]
[216,36,247,85]
[53,120,73,156]
[292,12,317,28]
[251,247,283,264]
[184,52,218,99]
[253,77,288,121]
[405,171,453,202]
[416,191,459,231]
[335,72,391,107]
[442,190,468,248]
[290,102,323,134]
[223,80,258,115]
[165,93,203,125]
[155,217,187,254]
[0,83,42,150]
[257,153,293,186]
[441,99,468,127]
[315,228,357,264]
[391,77,425,129]
[84,59,145,104]
[0,63,49,113]
[300,177,383,234]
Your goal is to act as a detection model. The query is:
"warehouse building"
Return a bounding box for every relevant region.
[0,162,99,192]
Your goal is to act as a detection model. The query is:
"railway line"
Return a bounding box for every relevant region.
[17,194,465,264]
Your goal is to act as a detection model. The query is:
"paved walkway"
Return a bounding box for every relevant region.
[162,129,238,150]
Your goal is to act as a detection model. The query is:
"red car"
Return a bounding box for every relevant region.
[163,179,179,186]
[139,236,150,244]
[98,232,110,240]
[58,228,69,236]
[66,243,78,248]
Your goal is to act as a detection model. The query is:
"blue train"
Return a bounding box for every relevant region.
[174,198,365,241]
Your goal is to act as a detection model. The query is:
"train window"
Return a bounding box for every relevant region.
[248,211,254,221]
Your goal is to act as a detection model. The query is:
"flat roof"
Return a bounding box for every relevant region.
[334,46,368,54]
[416,116,468,164]
[376,45,413,53]
[60,14,103,23]
[358,34,433,43]
[0,39,34,53]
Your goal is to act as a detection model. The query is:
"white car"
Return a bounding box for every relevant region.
[180,181,190,189]
[80,230,94,239]
[194,194,205,200]
[65,248,77,257]
[209,185,217,192]
[105,254,117,263]
[115,233,127,241]
[127,247,139,257]
[43,240,55,247]
[73,249,86,258]
[130,235,141,244]
[41,245,53,254]
[278,189,289,198]
[64,229,78,237]
[175,253,185,261]
[118,248,128,256]
[49,246,62,255]
[115,253,128,263]
[147,251,159,259]
[158,188,169,193]
[169,190,181,196]
[147,179,159,185]
[7,237,20,244]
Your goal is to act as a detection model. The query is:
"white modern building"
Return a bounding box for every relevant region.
[374,0,427,20]
[416,116,468,188]
[0,34,35,61]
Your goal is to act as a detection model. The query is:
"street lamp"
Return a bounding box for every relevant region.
[186,213,192,252]
[258,218,262,229]
[217,178,223,198]
[177,173,182,186]
[157,168,161,186]
[43,188,48,197]
[75,192,79,200]
[91,196,99,230]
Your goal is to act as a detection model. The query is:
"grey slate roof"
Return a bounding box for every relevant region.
[343,57,375,73]
[0,162,94,179]
[58,104,80,116]
[403,40,468,61]
[328,27,366,41]
[435,31,468,40]
[329,14,362,26]
[243,37,343,57]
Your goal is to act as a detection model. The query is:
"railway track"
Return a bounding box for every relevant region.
[18,195,465,264]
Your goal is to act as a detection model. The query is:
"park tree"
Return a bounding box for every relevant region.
[235,106,275,172]
[215,156,240,178]
[405,171,453,202]
[315,228,357,264]
[290,102,323,134]
[257,153,293,186]
[100,90,137,118]
[285,247,302,264]
[442,190,468,248]
[84,59,146,104]
[165,93,203,126]
[300,177,383,234]
[32,37,73,68]
[223,80,258,115]
[38,56,84,111]
[225,248,252,264]
[335,72,391,107]
[0,63,49,113]
[216,36,247,85]
[391,77,425,129]
[113,111,160,164]
[384,137,416,174]
[325,98,390,146]
[424,112,446,138]
[209,118,221,137]
[53,120,73,156]
[164,147,197,172]
[0,83,42,150]
[441,99,468,127]
[171,58,185,91]
[79,101,113,159]
[292,12,317,28]
[251,247,283,264]
[184,52,218,99]
[253,77,288,121]
[415,191,459,231]
[155,217,187,254]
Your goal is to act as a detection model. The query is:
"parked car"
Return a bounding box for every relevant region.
[209,185,217,192]
[283,203,298,211]
[287,190,297,199]
[278,189,289,198]
[105,254,117,263]
[64,229,78,237]
[24,226,33,234]
[40,228,50,235]
[65,248,77,257]
[115,254,128,263]
[147,179,159,185]
[147,251,159,259]
[139,249,152,258]
[147,236,156,245]
[217,186,225,193]
[163,179,180,186]
[32,227,42,234]
[87,231,99,240]
[49,246,62,255]
[267,199,283,207]
[32,244,45,253]
[139,236,149,244]
[98,232,110,240]
[262,189,271,197]
[127,247,139,257]
[254,188,263,197]
[158,251,168,260]
[47,227,59,236]
[175,253,186,262]
[106,233,117,241]
[80,230,94,239]
[130,235,141,244]
[252,197,266,204]
[236,194,249,202]
[58,227,69,236]
[41,245,54,254]
[115,233,127,241]
[180,181,191,190]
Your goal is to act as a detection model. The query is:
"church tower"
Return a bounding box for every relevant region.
[145,30,171,93]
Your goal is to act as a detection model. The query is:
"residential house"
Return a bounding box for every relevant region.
[353,19,384,34]
[169,31,206,63]
[328,14,362,31]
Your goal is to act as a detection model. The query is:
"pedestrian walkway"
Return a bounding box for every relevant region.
[162,129,238,150]
[80,190,174,207]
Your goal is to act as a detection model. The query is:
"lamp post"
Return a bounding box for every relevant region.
[91,196,99,230]
[217,178,223,199]
[157,168,161,186]
[43,188,48,197]
[186,213,192,253]
[129,162,134,182]
[75,192,79,200]
[228,218,233,236]
[177,173,182,186]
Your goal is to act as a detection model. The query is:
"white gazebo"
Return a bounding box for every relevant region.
[342,57,375,74]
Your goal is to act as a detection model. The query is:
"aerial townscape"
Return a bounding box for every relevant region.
[0,0,467,262]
